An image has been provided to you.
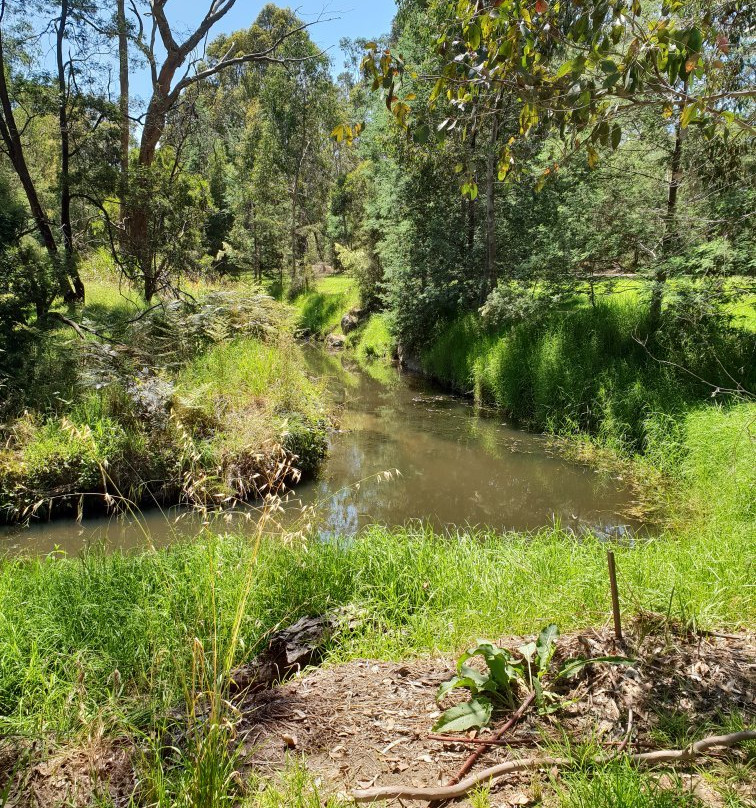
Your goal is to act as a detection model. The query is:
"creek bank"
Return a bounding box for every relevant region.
[0,288,330,525]
[4,621,753,808]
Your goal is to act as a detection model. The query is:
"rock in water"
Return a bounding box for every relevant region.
[326,333,346,350]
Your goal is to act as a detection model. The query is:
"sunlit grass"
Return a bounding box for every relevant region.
[292,275,359,336]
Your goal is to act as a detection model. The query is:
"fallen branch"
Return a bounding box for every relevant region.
[447,691,536,785]
[351,730,756,803]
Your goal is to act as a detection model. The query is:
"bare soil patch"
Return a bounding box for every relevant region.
[236,621,755,804]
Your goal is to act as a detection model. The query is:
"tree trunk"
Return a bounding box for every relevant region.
[0,27,74,308]
[290,92,309,288]
[650,83,687,329]
[467,129,477,256]
[483,110,499,302]
[117,0,129,221]
[129,66,177,299]
[55,0,84,303]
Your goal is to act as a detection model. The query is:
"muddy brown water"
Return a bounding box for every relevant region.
[2,346,646,555]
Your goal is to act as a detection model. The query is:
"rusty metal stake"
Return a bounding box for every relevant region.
[607,550,623,643]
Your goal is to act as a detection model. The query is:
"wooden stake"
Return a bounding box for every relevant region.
[607,550,623,643]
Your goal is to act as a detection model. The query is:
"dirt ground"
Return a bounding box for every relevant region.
[3,619,754,807]
[236,620,755,805]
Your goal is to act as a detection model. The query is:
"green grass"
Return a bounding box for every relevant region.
[1,522,752,732]
[557,761,703,808]
[1,403,753,738]
[349,312,395,362]
[421,297,755,454]
[292,275,359,337]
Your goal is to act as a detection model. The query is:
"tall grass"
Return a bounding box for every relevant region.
[3,524,752,734]
[2,404,752,737]
[421,299,755,453]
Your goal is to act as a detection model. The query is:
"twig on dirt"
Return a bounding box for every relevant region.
[352,731,756,803]
[447,691,536,786]
[614,708,634,757]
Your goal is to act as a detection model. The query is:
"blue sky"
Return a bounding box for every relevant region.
[128,1,397,102]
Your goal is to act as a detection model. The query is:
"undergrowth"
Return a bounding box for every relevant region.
[0,279,328,522]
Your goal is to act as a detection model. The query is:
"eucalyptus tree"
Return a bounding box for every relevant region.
[0,0,118,308]
[119,0,328,299]
[188,5,339,289]
[363,0,755,322]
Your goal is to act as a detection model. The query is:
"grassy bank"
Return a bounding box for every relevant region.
[0,403,753,803]
[292,275,359,338]
[1,401,753,725]
[421,296,755,454]
[0,273,328,523]
[291,275,396,362]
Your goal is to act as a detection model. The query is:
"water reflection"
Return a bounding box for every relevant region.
[2,348,646,555]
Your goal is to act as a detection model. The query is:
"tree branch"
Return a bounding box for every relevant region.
[171,19,331,95]
[352,731,756,802]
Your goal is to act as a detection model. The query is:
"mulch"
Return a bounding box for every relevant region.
[235,618,755,805]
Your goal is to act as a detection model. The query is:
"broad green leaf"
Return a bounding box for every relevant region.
[437,674,482,700]
[680,102,697,128]
[432,697,493,733]
[458,664,492,690]
[535,624,559,672]
[461,642,523,688]
[467,21,481,50]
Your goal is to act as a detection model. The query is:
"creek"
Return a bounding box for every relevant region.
[2,346,646,555]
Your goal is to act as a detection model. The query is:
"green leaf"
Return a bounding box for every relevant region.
[437,674,479,701]
[432,697,493,733]
[460,641,523,688]
[680,102,697,128]
[558,656,634,680]
[413,123,430,144]
[535,624,560,672]
[458,664,493,690]
[611,123,622,150]
[467,21,481,50]
[461,181,478,200]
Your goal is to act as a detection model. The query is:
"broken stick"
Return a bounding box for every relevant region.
[447,690,535,785]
